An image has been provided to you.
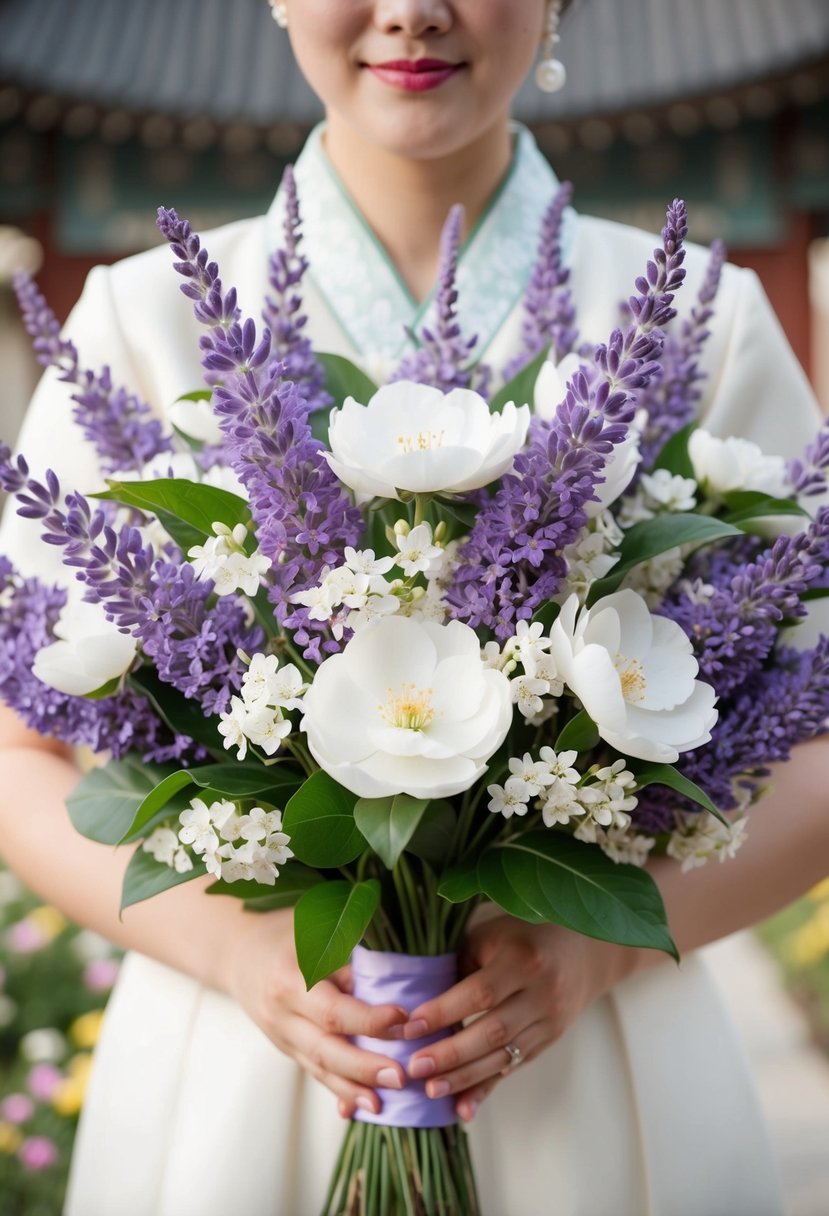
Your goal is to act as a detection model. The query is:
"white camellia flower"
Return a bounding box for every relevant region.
[688,429,788,499]
[32,596,138,697]
[326,381,530,500]
[532,353,584,421]
[550,589,718,763]
[301,615,512,798]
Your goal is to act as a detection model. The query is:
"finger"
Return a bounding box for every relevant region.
[302,979,409,1040]
[408,989,535,1080]
[404,963,523,1038]
[456,1075,500,1123]
[423,1019,553,1103]
[294,1048,381,1118]
[289,1011,407,1093]
[329,964,353,995]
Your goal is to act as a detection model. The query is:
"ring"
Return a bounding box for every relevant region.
[502,1041,523,1072]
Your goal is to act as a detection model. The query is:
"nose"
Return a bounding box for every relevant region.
[373,0,453,37]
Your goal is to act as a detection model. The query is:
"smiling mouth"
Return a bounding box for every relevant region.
[364,59,464,93]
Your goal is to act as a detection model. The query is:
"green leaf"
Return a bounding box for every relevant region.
[84,676,122,700]
[652,421,697,479]
[354,794,429,869]
[407,800,457,865]
[721,490,809,527]
[294,879,380,988]
[93,478,249,553]
[489,346,549,414]
[801,587,829,602]
[206,863,323,910]
[437,498,479,530]
[586,513,741,605]
[67,757,178,845]
[120,846,206,912]
[554,709,599,753]
[531,600,561,631]
[120,769,196,842]
[437,860,482,904]
[128,667,224,753]
[477,831,678,958]
[283,771,365,867]
[317,352,379,406]
[627,761,727,825]
[175,389,212,403]
[188,762,303,799]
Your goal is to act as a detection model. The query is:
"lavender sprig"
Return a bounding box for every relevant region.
[262,165,331,415]
[636,239,726,466]
[391,205,492,395]
[447,201,688,637]
[662,507,829,697]
[503,181,578,381]
[787,419,829,498]
[0,448,259,716]
[156,207,363,660]
[13,273,172,474]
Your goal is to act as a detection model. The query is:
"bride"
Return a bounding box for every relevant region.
[1,2,827,1213]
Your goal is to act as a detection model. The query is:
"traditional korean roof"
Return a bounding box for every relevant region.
[0,0,827,138]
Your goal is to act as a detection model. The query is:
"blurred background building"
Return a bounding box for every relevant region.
[0,0,828,443]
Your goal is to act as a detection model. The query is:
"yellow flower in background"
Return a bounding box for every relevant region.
[28,905,67,942]
[69,1010,105,1049]
[52,1053,94,1117]
[0,1122,23,1154]
[784,903,829,968]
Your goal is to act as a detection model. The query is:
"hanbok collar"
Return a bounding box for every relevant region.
[265,123,573,376]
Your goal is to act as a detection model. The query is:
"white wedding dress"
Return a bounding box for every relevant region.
[2,125,820,1216]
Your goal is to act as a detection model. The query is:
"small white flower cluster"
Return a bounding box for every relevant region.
[621,546,685,608]
[582,824,656,868]
[290,526,449,637]
[483,620,563,724]
[218,652,305,760]
[561,510,623,599]
[618,469,698,528]
[666,812,748,872]
[188,522,271,597]
[488,750,639,840]
[143,797,293,886]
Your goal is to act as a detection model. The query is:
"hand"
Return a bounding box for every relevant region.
[225,906,409,1118]
[405,912,635,1122]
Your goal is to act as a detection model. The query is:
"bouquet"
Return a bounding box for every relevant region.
[3,170,829,1215]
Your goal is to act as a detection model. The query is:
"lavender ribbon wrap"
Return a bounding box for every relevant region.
[351,945,458,1128]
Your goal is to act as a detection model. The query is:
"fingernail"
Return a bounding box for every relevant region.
[389,1023,407,1039]
[355,1095,375,1113]
[461,1099,479,1122]
[337,1099,349,1119]
[408,1055,435,1079]
[403,1018,429,1040]
[427,1079,450,1099]
[376,1067,403,1090]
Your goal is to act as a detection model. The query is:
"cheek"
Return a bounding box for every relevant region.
[286,4,364,110]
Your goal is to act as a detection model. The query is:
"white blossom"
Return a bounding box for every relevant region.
[218,695,253,760]
[301,615,512,799]
[550,589,718,763]
[394,522,444,577]
[326,381,530,499]
[143,826,193,873]
[588,825,656,867]
[343,547,395,576]
[541,778,583,826]
[487,782,530,818]
[510,674,550,719]
[667,813,748,872]
[32,595,138,697]
[640,469,698,512]
[188,522,270,597]
[507,752,556,798]
[538,747,580,784]
[688,429,788,500]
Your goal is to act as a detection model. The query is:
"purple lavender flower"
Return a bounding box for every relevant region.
[391,205,492,395]
[447,201,688,637]
[13,274,172,474]
[503,181,578,381]
[661,507,829,697]
[635,239,726,466]
[787,419,829,498]
[156,206,363,659]
[262,165,331,415]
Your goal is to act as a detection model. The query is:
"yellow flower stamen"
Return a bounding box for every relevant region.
[396,429,445,454]
[615,654,647,703]
[379,683,436,731]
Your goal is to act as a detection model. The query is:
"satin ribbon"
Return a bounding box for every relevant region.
[350,945,458,1128]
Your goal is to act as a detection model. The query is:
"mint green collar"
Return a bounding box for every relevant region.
[265,123,571,372]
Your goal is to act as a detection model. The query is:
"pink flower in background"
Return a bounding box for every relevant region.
[27,1064,63,1102]
[1,1093,34,1124]
[6,918,45,953]
[18,1135,58,1171]
[83,957,120,992]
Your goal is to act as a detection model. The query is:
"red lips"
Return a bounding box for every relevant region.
[366,58,463,93]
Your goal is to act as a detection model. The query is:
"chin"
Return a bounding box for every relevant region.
[359,107,482,162]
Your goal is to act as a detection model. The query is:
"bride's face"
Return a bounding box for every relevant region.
[284,0,545,159]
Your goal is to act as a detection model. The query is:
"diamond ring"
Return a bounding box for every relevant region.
[502,1041,523,1072]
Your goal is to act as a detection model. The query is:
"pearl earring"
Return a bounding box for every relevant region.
[535,0,566,93]
[270,1,288,28]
